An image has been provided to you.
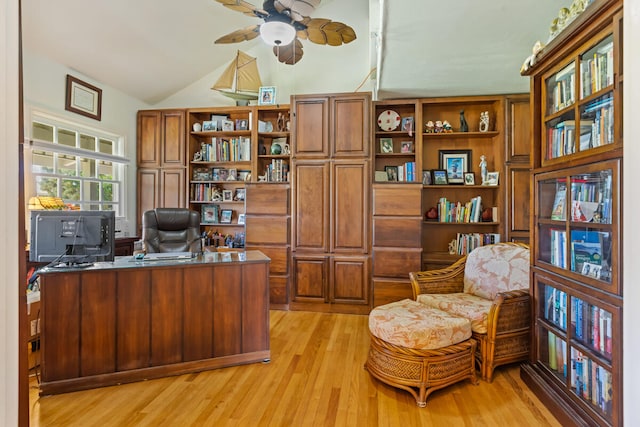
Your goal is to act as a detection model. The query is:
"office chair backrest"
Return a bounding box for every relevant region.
[142,208,201,253]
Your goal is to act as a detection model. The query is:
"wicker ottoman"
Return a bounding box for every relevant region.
[365,299,478,407]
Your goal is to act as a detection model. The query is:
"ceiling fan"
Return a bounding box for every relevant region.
[213,0,356,65]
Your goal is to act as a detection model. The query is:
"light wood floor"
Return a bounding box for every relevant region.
[30,310,561,427]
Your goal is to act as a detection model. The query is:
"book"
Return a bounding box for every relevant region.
[551,184,567,220]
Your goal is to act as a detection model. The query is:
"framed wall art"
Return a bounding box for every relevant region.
[65,75,102,121]
[258,86,276,105]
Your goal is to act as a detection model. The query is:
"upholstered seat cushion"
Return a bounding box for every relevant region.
[416,293,494,334]
[368,299,471,350]
[463,243,530,300]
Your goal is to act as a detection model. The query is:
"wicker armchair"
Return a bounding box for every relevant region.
[409,242,530,382]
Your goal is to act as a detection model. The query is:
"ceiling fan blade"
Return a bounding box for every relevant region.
[274,0,320,21]
[273,38,304,65]
[299,18,356,46]
[214,0,267,18]
[215,25,261,44]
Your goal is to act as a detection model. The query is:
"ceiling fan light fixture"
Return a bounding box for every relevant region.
[260,21,296,46]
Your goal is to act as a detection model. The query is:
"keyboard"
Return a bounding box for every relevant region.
[140,251,194,261]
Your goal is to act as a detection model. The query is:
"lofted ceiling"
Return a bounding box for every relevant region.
[22,0,566,104]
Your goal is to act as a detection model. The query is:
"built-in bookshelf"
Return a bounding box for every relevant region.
[521,1,623,426]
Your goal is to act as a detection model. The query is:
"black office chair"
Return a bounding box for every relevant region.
[142,208,201,253]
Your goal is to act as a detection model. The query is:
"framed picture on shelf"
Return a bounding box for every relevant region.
[422,170,432,185]
[439,149,471,184]
[221,120,235,131]
[464,172,475,185]
[235,119,248,130]
[220,209,233,224]
[218,169,229,182]
[258,86,276,105]
[385,166,398,182]
[193,167,210,181]
[234,188,246,201]
[485,171,499,186]
[401,117,414,133]
[202,120,216,131]
[237,213,246,225]
[432,169,449,185]
[380,138,393,153]
[222,189,234,202]
[201,205,218,224]
[401,141,414,153]
[227,168,238,181]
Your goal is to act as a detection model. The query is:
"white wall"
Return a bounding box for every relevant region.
[623,1,640,425]
[22,51,147,231]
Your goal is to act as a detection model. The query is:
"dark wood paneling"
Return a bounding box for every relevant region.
[246,246,289,275]
[160,168,186,208]
[268,275,289,305]
[372,248,422,278]
[137,169,159,221]
[373,185,423,216]
[245,216,289,245]
[151,268,183,366]
[242,263,270,352]
[183,267,214,361]
[292,256,327,301]
[292,96,329,157]
[161,111,185,167]
[293,161,329,251]
[332,95,370,157]
[116,269,151,371]
[332,161,368,252]
[373,217,422,247]
[509,168,531,233]
[80,271,116,377]
[137,111,161,168]
[245,184,289,215]
[332,257,369,304]
[373,278,414,308]
[213,265,242,357]
[506,95,531,161]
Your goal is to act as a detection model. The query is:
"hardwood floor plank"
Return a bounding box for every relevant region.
[30,310,561,427]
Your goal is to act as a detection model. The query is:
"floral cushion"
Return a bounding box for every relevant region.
[417,293,494,334]
[368,299,471,350]
[463,243,530,300]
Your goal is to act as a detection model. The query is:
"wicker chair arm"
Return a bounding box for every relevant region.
[409,256,466,299]
[487,289,531,336]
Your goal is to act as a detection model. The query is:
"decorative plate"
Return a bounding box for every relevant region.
[377,110,401,131]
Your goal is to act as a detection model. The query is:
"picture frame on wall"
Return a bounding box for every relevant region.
[439,149,471,184]
[258,86,276,105]
[65,75,102,121]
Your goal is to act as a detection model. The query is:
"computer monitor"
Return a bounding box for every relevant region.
[29,210,116,265]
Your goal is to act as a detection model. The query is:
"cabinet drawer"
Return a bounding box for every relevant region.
[245,216,289,245]
[268,275,289,305]
[373,248,422,278]
[246,246,289,275]
[373,185,422,216]
[373,217,422,247]
[245,184,290,215]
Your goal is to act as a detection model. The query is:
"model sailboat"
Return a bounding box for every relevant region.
[212,50,262,106]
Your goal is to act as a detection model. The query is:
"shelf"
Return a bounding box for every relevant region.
[422,184,499,189]
[192,130,251,137]
[423,221,498,226]
[422,131,499,139]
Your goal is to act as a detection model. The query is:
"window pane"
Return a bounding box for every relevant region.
[83,181,100,201]
[103,204,114,211]
[80,134,96,151]
[102,182,113,202]
[60,179,80,200]
[87,204,101,211]
[79,157,96,178]
[99,138,114,155]
[58,128,76,148]
[97,161,113,179]
[35,176,57,196]
[32,122,54,142]
[32,150,54,173]
[57,154,77,176]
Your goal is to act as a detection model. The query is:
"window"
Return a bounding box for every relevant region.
[26,113,128,216]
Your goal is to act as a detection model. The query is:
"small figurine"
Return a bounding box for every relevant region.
[459,110,469,132]
[425,207,438,221]
[479,155,488,184]
[211,188,223,201]
[479,111,490,133]
[434,120,444,133]
[442,120,453,133]
[448,239,457,255]
[425,121,435,133]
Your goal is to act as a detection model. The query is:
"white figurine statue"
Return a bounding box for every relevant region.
[479,155,488,184]
[479,111,490,133]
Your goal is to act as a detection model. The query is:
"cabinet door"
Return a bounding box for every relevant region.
[332,94,370,157]
[160,110,186,168]
[292,160,329,251]
[332,160,369,253]
[137,168,159,228]
[137,111,161,168]
[292,96,329,158]
[159,168,186,208]
[331,255,369,305]
[292,255,328,302]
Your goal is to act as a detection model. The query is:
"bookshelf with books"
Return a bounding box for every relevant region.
[419,95,506,270]
[521,2,623,426]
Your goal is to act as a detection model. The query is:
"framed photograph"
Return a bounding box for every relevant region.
[400,141,414,153]
[201,205,218,224]
[380,138,394,153]
[464,172,475,186]
[374,171,388,182]
[237,213,246,225]
[401,117,414,133]
[238,170,251,181]
[222,189,234,202]
[485,171,500,186]
[218,169,228,182]
[422,170,432,185]
[234,188,246,201]
[432,169,449,185]
[439,149,471,184]
[258,86,276,105]
[220,209,233,224]
[65,75,102,121]
[202,120,216,131]
[221,119,235,131]
[385,165,398,181]
[193,167,210,181]
[227,168,238,181]
[235,119,248,130]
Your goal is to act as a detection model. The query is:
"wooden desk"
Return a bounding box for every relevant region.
[37,251,270,395]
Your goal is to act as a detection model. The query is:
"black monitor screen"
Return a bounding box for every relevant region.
[29,210,116,264]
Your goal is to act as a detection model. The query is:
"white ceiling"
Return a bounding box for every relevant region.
[22,0,567,104]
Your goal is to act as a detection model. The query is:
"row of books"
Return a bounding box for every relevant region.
[436,196,483,223]
[583,95,614,148]
[544,286,567,330]
[546,119,594,159]
[451,232,501,256]
[571,348,613,417]
[580,42,614,98]
[396,162,417,182]
[550,71,575,113]
[190,183,222,202]
[571,298,613,358]
[547,331,567,377]
[550,229,568,268]
[197,137,251,162]
[263,159,289,182]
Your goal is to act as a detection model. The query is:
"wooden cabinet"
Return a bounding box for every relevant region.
[520,2,623,426]
[291,92,371,314]
[136,109,187,233]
